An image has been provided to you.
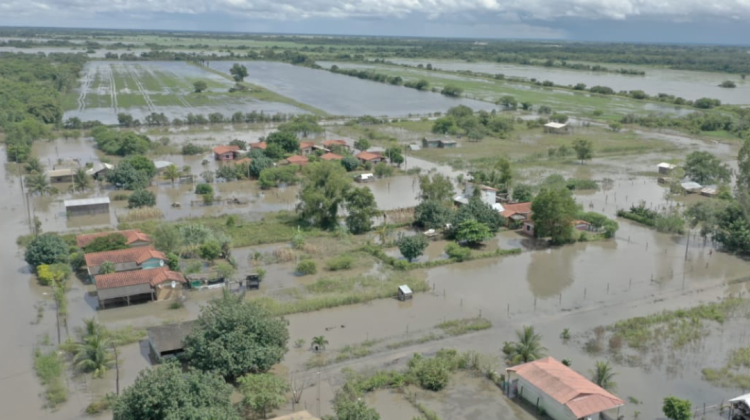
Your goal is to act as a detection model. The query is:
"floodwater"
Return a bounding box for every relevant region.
[63,61,306,125]
[208,61,497,116]
[387,58,750,104]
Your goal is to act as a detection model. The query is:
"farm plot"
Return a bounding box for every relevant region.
[63,61,307,124]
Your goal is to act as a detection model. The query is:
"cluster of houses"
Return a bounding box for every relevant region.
[657,162,718,198]
[76,229,185,309]
[211,139,390,167]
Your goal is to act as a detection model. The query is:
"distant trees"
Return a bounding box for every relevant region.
[278,115,323,137]
[455,219,492,246]
[193,80,208,93]
[266,131,300,154]
[230,63,248,82]
[572,138,594,164]
[719,80,737,88]
[92,126,151,156]
[354,138,371,152]
[238,373,288,419]
[441,85,463,97]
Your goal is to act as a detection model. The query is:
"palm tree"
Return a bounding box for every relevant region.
[72,168,91,192]
[504,325,546,365]
[99,261,115,274]
[78,317,106,340]
[163,164,180,184]
[311,336,328,352]
[25,173,52,196]
[73,331,114,378]
[25,157,44,174]
[590,361,617,391]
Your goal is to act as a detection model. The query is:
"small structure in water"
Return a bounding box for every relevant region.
[681,181,703,194]
[398,284,413,301]
[48,167,77,183]
[95,266,185,309]
[657,162,677,175]
[147,320,195,363]
[355,173,375,183]
[65,197,110,216]
[543,122,569,134]
[246,273,261,290]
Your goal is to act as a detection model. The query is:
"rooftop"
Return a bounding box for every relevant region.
[85,162,114,175]
[147,320,196,354]
[356,151,384,161]
[250,141,267,150]
[323,139,348,147]
[64,197,110,208]
[95,266,185,290]
[658,162,677,169]
[500,202,532,218]
[85,246,167,267]
[320,152,343,161]
[153,161,174,170]
[47,168,77,177]
[544,122,568,129]
[76,229,152,248]
[286,155,309,164]
[213,145,240,155]
[299,141,316,149]
[508,357,624,418]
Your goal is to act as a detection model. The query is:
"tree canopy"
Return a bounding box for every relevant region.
[455,219,493,245]
[238,373,288,419]
[663,397,692,420]
[266,131,300,155]
[417,173,454,202]
[297,161,351,229]
[684,151,732,184]
[345,187,379,234]
[572,138,593,164]
[127,189,156,208]
[25,234,68,268]
[230,63,248,82]
[414,200,454,229]
[397,234,429,262]
[531,188,579,244]
[83,234,128,253]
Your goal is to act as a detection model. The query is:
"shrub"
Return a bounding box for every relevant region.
[296,260,317,275]
[326,255,354,271]
[36,263,72,286]
[445,243,471,262]
[182,142,205,155]
[195,183,213,195]
[128,189,156,208]
[199,240,222,261]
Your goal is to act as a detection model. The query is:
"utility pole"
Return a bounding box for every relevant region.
[317,371,321,417]
[685,231,690,261]
[112,343,120,395]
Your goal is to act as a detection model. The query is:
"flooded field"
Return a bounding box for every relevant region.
[387,58,750,104]
[63,61,306,124]
[208,61,497,116]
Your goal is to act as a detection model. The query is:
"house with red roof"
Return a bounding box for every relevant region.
[85,246,168,277]
[299,141,316,156]
[95,266,186,308]
[213,145,241,161]
[320,152,343,161]
[356,151,387,164]
[322,140,350,151]
[76,229,152,249]
[285,155,309,166]
[506,357,625,420]
[249,141,267,150]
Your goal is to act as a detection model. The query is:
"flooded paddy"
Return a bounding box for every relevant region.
[208,61,497,116]
[387,58,750,104]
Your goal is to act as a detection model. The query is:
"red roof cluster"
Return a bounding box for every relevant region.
[84,246,167,267]
[356,151,383,161]
[286,155,309,164]
[76,229,151,248]
[95,267,186,290]
[299,141,315,149]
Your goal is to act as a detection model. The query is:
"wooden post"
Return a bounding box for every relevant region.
[112,343,120,395]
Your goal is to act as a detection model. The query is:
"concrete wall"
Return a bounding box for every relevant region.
[514,376,577,420]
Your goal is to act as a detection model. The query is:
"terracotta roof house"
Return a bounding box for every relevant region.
[323,140,350,150]
[356,151,387,164]
[250,141,267,150]
[500,202,533,221]
[213,145,241,161]
[507,357,625,420]
[85,246,167,276]
[285,155,309,166]
[76,229,152,249]
[95,267,186,308]
[320,152,343,161]
[299,141,316,155]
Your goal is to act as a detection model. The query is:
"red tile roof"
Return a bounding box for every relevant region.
[76,229,151,248]
[356,151,383,161]
[85,246,167,267]
[320,152,343,161]
[323,140,348,147]
[95,267,186,290]
[250,141,267,150]
[286,155,309,164]
[508,357,624,418]
[212,145,240,155]
[299,141,316,149]
[501,202,532,219]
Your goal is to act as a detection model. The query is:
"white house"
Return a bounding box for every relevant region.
[506,357,625,420]
[454,183,503,212]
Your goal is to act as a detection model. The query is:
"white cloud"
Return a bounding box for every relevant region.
[3,0,750,23]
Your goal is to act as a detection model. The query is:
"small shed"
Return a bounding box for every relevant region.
[422,138,441,148]
[65,197,110,216]
[299,141,316,155]
[681,181,703,194]
[85,162,113,180]
[409,143,421,151]
[47,168,77,183]
[657,162,677,175]
[439,139,457,148]
[543,122,569,134]
[355,173,375,183]
[147,320,196,362]
[700,186,718,198]
[153,160,174,172]
[246,274,261,290]
[398,285,413,301]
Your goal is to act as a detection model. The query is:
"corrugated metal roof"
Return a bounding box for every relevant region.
[64,197,110,207]
[730,393,750,405]
[399,285,412,294]
[544,122,568,129]
[153,161,174,170]
[47,168,77,177]
[658,162,676,169]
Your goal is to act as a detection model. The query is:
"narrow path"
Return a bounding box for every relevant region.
[126,64,155,111]
[76,68,92,112]
[108,63,118,113]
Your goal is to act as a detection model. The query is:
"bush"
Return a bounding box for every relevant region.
[128,189,156,208]
[195,183,213,195]
[296,260,317,275]
[25,234,68,268]
[373,162,394,178]
[326,255,354,271]
[36,263,72,286]
[199,240,222,261]
[182,142,205,155]
[445,243,471,262]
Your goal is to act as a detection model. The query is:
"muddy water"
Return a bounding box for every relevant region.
[366,389,422,420]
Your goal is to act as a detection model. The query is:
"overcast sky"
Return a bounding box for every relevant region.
[1,0,749,44]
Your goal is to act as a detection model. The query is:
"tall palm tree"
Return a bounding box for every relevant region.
[72,168,91,192]
[505,325,547,365]
[311,336,328,352]
[73,332,114,378]
[25,173,52,196]
[590,361,617,391]
[163,164,180,184]
[78,317,106,340]
[25,157,44,174]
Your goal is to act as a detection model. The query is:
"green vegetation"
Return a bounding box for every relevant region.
[617,203,685,234]
[590,361,618,391]
[238,373,288,419]
[531,187,579,244]
[33,348,68,408]
[127,189,156,208]
[663,397,692,420]
[397,234,429,262]
[436,317,492,336]
[296,260,317,275]
[502,325,547,365]
[702,346,750,389]
[25,234,68,268]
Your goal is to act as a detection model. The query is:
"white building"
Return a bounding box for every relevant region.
[454,183,503,212]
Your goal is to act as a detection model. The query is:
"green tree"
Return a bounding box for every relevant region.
[123,155,157,179]
[609,122,622,132]
[513,184,533,202]
[455,219,493,245]
[385,147,404,166]
[590,361,617,391]
[445,242,471,261]
[397,234,429,262]
[441,85,463,97]
[249,155,274,178]
[25,157,44,174]
[195,183,214,195]
[127,189,156,208]
[230,63,249,82]
[25,172,53,195]
[25,234,68,267]
[335,398,381,420]
[83,234,128,253]
[163,165,180,184]
[432,116,456,134]
[98,261,116,275]
[153,225,183,255]
[418,173,454,202]
[341,156,360,172]
[531,188,579,244]
[113,364,240,420]
[684,151,732,185]
[311,335,328,352]
[345,187,379,234]
[71,168,91,192]
[199,240,222,261]
[354,138,371,152]
[503,325,547,365]
[106,161,150,190]
[193,80,208,93]
[414,200,454,229]
[663,397,692,420]
[297,161,351,229]
[166,253,180,271]
[182,291,289,379]
[572,139,593,164]
[239,373,288,419]
[73,327,113,378]
[278,115,323,138]
[266,131,299,154]
[296,260,317,275]
[499,95,518,110]
[451,199,505,234]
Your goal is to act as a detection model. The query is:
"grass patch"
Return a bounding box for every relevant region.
[110,326,147,345]
[117,207,164,223]
[386,333,443,350]
[436,317,492,336]
[702,346,750,389]
[33,348,68,408]
[362,244,521,270]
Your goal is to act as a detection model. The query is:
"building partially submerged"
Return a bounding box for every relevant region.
[544,122,569,134]
[500,202,533,225]
[422,138,457,149]
[285,155,309,166]
[95,266,186,308]
[320,152,343,161]
[322,139,349,150]
[506,357,625,420]
[213,145,241,161]
[454,183,503,212]
[681,181,703,194]
[657,162,677,175]
[76,229,152,248]
[356,151,387,164]
[65,197,110,216]
[398,285,413,301]
[47,167,77,183]
[85,162,113,180]
[85,246,167,276]
[147,320,196,362]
